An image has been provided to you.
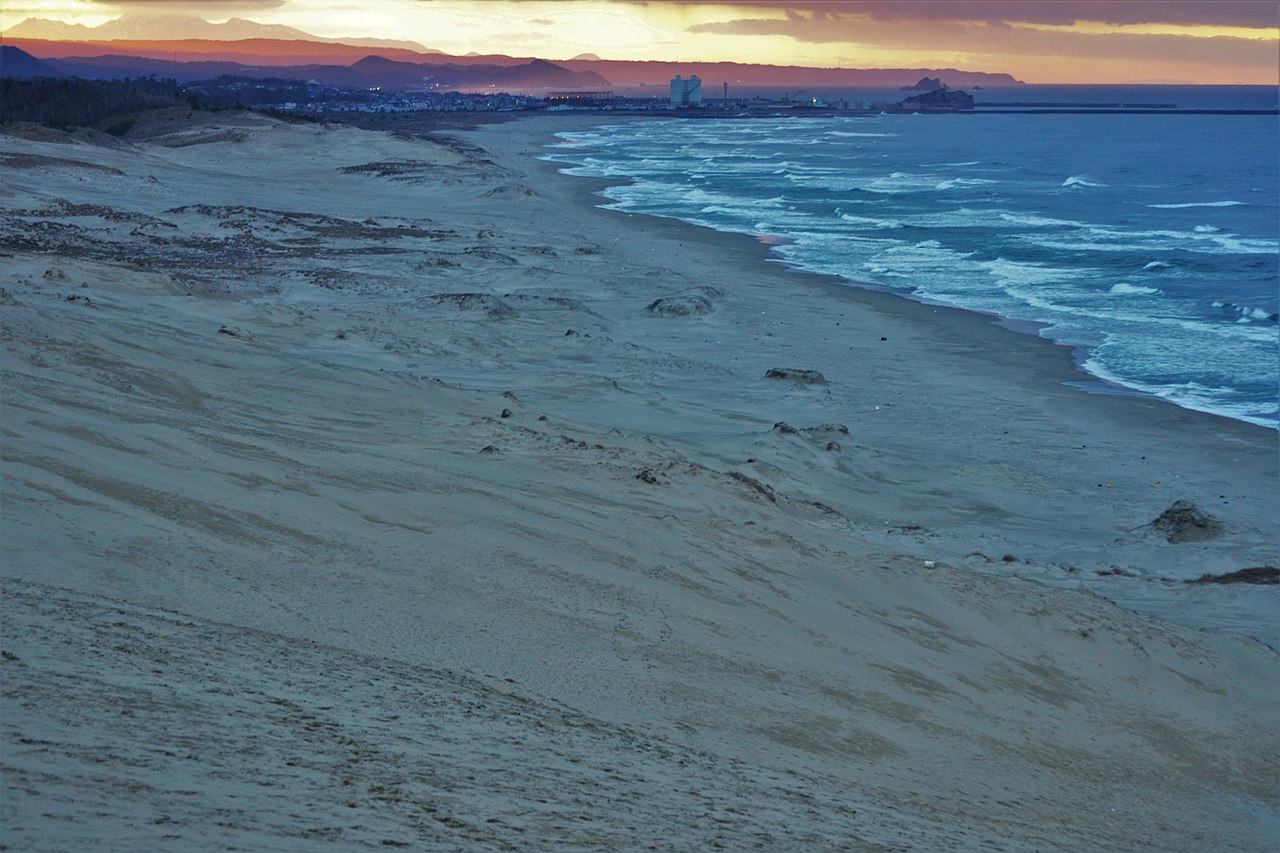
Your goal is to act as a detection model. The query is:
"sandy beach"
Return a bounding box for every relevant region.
[2,109,1277,850]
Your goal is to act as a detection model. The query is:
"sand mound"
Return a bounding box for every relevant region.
[484,184,536,198]
[429,292,516,318]
[0,122,128,148]
[646,286,724,317]
[152,129,249,147]
[339,159,438,182]
[0,153,125,175]
[1145,500,1227,543]
[764,367,826,384]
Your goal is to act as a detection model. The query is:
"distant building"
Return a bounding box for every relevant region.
[547,91,615,107]
[670,75,702,107]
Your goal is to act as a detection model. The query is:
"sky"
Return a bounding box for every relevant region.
[5,1,1278,84]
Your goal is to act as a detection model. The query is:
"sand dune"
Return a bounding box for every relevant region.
[2,110,1276,850]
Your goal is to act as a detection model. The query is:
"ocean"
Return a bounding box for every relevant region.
[543,99,1279,429]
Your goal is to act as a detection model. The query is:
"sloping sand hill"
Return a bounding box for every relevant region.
[2,110,1276,850]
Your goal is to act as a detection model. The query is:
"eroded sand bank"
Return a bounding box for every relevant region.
[2,110,1277,850]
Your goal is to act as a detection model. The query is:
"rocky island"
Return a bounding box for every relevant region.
[897,86,976,111]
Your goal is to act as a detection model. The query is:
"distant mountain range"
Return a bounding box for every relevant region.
[4,14,431,53]
[1,14,1024,93]
[557,59,1020,90]
[0,45,610,92]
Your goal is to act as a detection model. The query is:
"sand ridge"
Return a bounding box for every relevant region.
[2,110,1277,850]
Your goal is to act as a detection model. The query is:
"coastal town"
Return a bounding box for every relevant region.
[158,71,973,116]
[3,41,976,118]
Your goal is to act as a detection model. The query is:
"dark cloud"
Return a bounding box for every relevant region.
[657,1,1278,29]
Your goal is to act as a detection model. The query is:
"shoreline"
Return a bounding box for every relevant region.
[482,112,1275,439]
[464,113,1279,643]
[523,112,1277,432]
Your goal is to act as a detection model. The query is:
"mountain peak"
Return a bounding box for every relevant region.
[0,44,61,78]
[351,55,405,69]
[4,17,97,40]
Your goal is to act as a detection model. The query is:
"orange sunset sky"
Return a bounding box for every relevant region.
[4,1,1278,84]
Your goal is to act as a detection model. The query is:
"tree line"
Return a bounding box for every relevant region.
[0,78,199,133]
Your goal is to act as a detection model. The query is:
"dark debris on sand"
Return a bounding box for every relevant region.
[1187,567,1279,585]
[764,368,826,385]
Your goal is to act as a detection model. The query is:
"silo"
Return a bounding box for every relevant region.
[686,75,702,106]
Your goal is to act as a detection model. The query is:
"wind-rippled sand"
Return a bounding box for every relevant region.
[2,110,1276,850]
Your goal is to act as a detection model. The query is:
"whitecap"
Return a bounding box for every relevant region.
[839,213,904,229]
[998,212,1087,229]
[1193,225,1221,233]
[1062,176,1107,188]
[1214,302,1280,323]
[1110,283,1159,295]
[1147,201,1246,209]
[857,173,940,194]
[934,178,996,191]
[980,258,1083,288]
[1024,229,1277,256]
[1142,261,1172,271]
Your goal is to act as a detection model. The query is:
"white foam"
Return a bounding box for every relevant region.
[1025,228,1278,256]
[1062,176,1108,188]
[994,211,1095,230]
[1148,201,1247,209]
[1110,283,1159,295]
[1141,261,1172,271]
[980,257,1083,288]
[1216,301,1280,323]
[934,178,996,191]
[1079,357,1279,428]
[838,213,904,229]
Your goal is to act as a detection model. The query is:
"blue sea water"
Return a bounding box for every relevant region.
[729,84,1278,112]
[544,110,1279,428]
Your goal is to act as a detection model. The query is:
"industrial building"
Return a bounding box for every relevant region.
[669,75,702,107]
